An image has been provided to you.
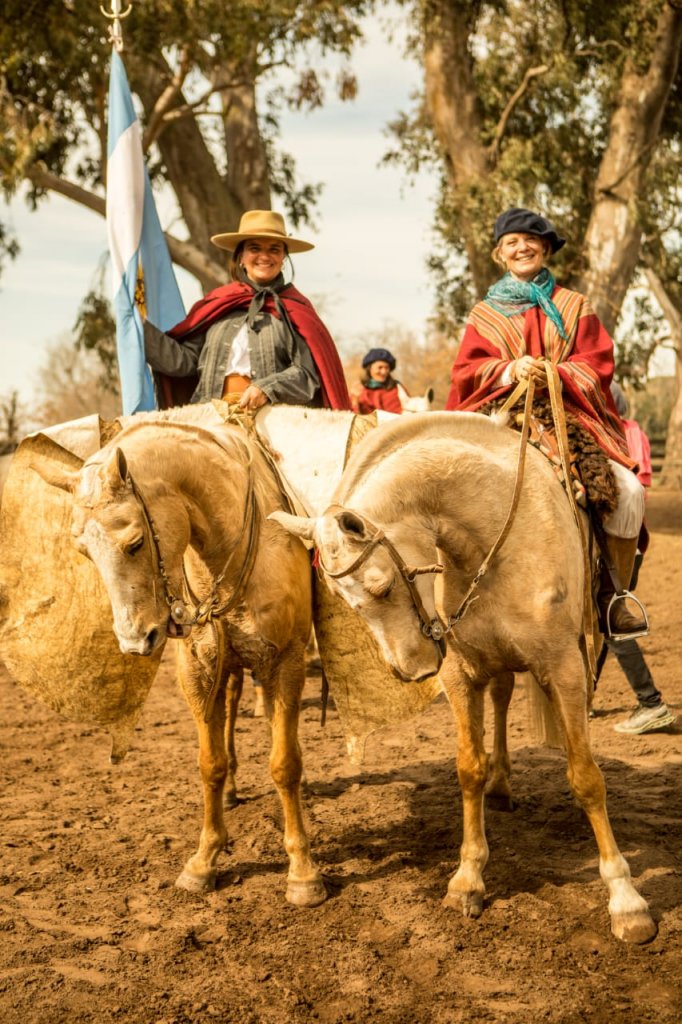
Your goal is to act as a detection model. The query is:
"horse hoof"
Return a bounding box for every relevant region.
[442,890,484,918]
[224,791,241,810]
[175,869,217,894]
[611,911,657,944]
[485,792,517,812]
[286,878,327,908]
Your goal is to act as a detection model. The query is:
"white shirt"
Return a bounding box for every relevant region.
[224,320,251,376]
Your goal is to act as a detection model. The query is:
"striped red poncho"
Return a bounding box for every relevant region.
[445,286,633,467]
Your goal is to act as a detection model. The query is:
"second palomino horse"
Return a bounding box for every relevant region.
[272,411,657,944]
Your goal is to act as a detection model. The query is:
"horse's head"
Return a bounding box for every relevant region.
[271,506,444,682]
[397,384,435,414]
[34,447,186,656]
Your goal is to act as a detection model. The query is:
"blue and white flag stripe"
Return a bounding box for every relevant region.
[106,50,185,414]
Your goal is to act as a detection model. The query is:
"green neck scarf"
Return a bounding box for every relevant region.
[485,268,567,340]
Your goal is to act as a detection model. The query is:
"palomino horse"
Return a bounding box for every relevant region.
[272,411,657,943]
[34,412,326,908]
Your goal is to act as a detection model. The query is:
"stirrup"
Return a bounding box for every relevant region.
[604,591,650,642]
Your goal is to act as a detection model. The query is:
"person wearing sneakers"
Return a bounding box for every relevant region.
[446,206,648,640]
[143,209,351,411]
[607,382,675,735]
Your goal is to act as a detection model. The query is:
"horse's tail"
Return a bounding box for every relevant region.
[521,672,565,748]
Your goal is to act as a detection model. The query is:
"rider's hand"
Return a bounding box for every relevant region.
[239,385,270,411]
[513,356,547,388]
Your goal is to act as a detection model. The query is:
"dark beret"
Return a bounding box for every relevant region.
[493,207,566,253]
[362,347,396,370]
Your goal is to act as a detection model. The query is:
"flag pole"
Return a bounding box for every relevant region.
[100,0,132,53]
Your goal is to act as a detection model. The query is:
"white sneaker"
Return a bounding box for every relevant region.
[613,703,676,735]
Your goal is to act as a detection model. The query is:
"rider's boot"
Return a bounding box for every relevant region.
[597,535,648,638]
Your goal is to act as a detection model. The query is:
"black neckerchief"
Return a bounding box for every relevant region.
[243,273,296,338]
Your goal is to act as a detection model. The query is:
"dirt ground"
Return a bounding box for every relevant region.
[1,490,680,1024]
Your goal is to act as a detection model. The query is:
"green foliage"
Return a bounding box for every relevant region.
[0,0,375,242]
[388,0,681,362]
[73,289,119,393]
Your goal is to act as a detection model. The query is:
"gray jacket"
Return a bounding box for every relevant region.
[143,308,321,406]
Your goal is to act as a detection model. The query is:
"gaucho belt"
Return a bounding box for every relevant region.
[221,374,251,402]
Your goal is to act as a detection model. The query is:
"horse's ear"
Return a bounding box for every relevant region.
[426,387,434,404]
[268,510,317,543]
[29,458,80,494]
[102,448,129,492]
[336,510,368,539]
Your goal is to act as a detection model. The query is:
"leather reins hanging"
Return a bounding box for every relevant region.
[126,429,262,721]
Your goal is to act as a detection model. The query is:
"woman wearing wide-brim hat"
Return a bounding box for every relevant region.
[144,209,350,411]
[445,206,647,639]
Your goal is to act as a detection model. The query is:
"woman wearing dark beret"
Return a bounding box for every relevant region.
[143,209,351,412]
[351,347,404,415]
[445,207,647,638]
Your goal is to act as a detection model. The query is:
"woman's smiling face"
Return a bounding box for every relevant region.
[240,239,286,284]
[498,232,548,280]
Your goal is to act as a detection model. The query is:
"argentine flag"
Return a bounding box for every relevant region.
[106,50,185,414]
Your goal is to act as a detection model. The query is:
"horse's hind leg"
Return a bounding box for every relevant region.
[550,651,656,944]
[269,641,326,908]
[224,667,244,809]
[440,659,488,918]
[174,642,229,893]
[486,672,515,811]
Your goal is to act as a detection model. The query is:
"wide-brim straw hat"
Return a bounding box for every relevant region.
[210,210,314,254]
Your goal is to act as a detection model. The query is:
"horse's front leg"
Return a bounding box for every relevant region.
[174,640,229,893]
[550,651,656,944]
[269,641,326,908]
[485,672,515,811]
[440,657,489,918]
[224,667,244,809]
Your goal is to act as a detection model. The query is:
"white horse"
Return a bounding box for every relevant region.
[396,383,434,413]
[272,411,657,944]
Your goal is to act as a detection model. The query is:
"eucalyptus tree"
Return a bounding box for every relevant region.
[0,0,373,291]
[387,0,681,332]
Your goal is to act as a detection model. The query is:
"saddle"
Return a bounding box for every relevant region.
[503,394,619,522]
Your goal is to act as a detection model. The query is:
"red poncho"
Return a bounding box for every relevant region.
[445,286,633,467]
[354,382,403,415]
[156,281,351,411]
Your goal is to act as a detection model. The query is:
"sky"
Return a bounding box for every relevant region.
[1,5,440,405]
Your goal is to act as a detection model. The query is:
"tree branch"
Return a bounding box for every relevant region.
[488,63,550,160]
[25,164,106,216]
[141,47,191,152]
[645,267,682,350]
[24,163,225,289]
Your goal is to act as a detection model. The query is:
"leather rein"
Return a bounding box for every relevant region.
[318,509,448,656]
[317,370,595,668]
[125,430,261,720]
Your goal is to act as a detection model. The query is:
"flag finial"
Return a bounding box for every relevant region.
[100,0,133,53]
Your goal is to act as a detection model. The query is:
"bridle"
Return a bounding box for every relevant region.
[123,431,262,721]
[317,504,448,656]
[317,379,539,658]
[128,461,260,632]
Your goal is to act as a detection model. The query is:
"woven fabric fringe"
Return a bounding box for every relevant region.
[499,394,619,520]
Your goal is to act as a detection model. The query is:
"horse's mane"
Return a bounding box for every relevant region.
[337,411,512,501]
[81,413,280,514]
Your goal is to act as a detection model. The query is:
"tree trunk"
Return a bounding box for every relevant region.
[130,57,239,291]
[421,0,494,296]
[645,268,682,490]
[577,3,682,334]
[222,53,272,214]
